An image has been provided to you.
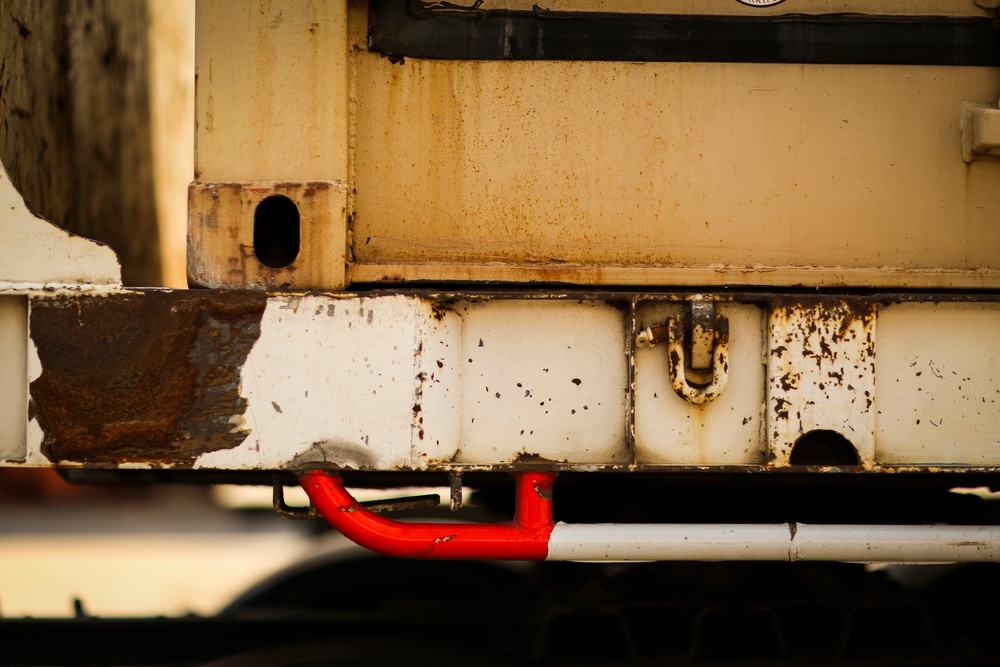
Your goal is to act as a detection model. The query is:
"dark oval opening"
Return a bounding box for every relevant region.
[253,195,300,268]
[789,430,860,467]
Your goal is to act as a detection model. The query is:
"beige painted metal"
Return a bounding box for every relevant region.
[462,0,993,17]
[0,296,27,461]
[875,303,1000,465]
[963,103,1000,160]
[352,57,1000,287]
[193,0,348,183]
[189,0,349,289]
[767,301,876,467]
[190,1,1000,289]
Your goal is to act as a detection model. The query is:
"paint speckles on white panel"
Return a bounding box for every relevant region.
[413,309,462,464]
[195,295,454,470]
[875,303,1000,465]
[767,300,876,467]
[455,300,629,464]
[22,320,51,466]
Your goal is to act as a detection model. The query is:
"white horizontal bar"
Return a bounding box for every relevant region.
[547,523,1000,563]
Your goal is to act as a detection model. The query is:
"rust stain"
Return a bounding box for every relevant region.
[29,291,268,467]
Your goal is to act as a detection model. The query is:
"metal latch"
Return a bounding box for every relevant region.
[962,101,1000,162]
[636,296,730,404]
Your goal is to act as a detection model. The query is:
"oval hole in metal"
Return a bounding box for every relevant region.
[254,195,300,268]
[789,430,859,467]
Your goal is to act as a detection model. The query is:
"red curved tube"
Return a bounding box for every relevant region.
[300,470,556,559]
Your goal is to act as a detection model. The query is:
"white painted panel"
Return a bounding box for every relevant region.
[634,302,765,464]
[0,162,119,289]
[0,296,27,461]
[454,301,629,464]
[767,301,876,466]
[876,303,1000,465]
[196,295,459,470]
[413,307,463,465]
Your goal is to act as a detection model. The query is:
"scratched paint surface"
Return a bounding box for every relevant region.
[195,295,452,471]
[17,290,1000,471]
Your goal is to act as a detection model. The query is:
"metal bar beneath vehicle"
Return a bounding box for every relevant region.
[301,470,1000,563]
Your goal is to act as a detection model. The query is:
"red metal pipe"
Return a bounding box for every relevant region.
[299,470,556,559]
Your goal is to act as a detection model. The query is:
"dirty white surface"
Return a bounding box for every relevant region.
[195,297,628,469]
[767,301,876,467]
[0,162,120,290]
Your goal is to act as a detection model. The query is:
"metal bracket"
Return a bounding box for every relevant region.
[272,473,441,520]
[636,296,730,405]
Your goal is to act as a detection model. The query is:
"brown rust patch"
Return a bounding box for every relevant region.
[30,291,268,467]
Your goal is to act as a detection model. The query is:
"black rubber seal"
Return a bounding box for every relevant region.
[370,0,1000,66]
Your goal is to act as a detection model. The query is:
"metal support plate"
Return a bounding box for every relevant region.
[7,289,1000,472]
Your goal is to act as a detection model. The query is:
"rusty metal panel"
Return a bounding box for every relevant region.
[766,299,876,467]
[188,181,348,290]
[28,291,268,468]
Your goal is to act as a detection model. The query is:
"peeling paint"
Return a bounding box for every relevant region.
[767,299,876,467]
[29,292,267,467]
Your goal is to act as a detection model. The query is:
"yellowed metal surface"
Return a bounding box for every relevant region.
[189,0,349,288]
[190,1,1000,289]
[462,0,992,17]
[352,57,1000,287]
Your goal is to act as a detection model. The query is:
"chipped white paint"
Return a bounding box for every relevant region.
[12,292,1000,470]
[767,301,876,467]
[195,297,628,470]
[452,300,628,464]
[195,295,456,471]
[876,303,1000,464]
[0,162,120,291]
[634,303,765,465]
